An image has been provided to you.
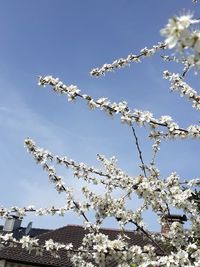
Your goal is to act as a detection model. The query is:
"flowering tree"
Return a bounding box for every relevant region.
[1,1,200,266]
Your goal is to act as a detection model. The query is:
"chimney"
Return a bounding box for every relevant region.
[3,214,22,232]
[161,214,187,235]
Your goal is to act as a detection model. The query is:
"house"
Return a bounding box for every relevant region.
[0,223,163,267]
[0,214,186,267]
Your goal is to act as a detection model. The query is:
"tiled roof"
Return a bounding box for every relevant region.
[0,225,163,267]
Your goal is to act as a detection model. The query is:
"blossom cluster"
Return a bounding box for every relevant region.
[0,232,73,257]
[26,139,197,219]
[24,138,137,191]
[89,13,200,78]
[90,42,166,77]
[0,205,71,218]
[161,13,200,70]
[38,75,200,139]
[1,136,200,265]
[163,70,200,109]
[22,137,200,266]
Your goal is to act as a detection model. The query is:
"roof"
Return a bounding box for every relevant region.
[0,225,163,267]
[0,225,51,240]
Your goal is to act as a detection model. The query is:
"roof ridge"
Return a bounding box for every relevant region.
[18,226,51,231]
[67,224,137,233]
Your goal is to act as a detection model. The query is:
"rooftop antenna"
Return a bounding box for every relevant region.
[25,221,32,235]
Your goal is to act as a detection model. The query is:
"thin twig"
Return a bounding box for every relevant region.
[182,64,191,78]
[131,126,147,178]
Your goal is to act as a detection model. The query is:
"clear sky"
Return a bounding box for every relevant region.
[0,0,199,231]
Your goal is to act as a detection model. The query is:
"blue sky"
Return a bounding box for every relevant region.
[0,0,200,231]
